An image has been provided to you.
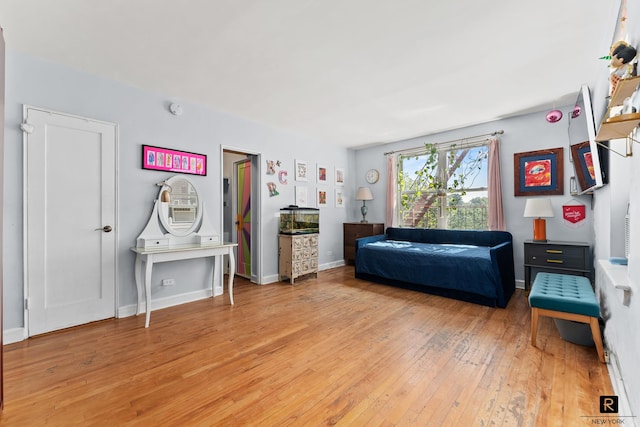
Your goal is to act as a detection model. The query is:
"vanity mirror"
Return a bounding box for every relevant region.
[158,176,202,237]
[136,175,219,248]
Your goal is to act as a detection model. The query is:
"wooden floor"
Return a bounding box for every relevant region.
[1,266,612,426]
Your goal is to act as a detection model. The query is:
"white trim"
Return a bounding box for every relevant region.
[3,327,27,345]
[22,104,29,335]
[320,260,346,270]
[220,145,263,284]
[117,288,216,318]
[607,350,636,425]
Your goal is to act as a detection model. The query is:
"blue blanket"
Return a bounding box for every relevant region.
[356,239,498,300]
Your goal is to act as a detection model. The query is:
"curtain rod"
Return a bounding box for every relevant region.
[383,130,504,155]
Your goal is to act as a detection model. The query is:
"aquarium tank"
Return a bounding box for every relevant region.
[280,206,320,234]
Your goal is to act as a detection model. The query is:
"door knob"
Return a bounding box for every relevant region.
[95,225,113,232]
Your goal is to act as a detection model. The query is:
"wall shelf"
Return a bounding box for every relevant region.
[596,76,640,143]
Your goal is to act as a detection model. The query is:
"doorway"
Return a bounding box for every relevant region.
[222,149,260,283]
[23,106,117,336]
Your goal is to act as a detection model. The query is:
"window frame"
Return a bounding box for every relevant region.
[395,140,489,229]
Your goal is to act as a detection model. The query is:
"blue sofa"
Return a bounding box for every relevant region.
[355,227,515,308]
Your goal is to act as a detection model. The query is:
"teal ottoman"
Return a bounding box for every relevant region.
[528,272,604,363]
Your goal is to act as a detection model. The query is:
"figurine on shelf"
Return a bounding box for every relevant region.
[609,41,637,95]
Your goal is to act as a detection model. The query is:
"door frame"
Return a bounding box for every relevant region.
[22,105,119,335]
[221,146,261,284]
[233,157,252,279]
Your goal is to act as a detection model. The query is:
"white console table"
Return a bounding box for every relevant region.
[131,243,237,327]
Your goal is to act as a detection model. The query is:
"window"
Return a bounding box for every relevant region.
[397,142,489,230]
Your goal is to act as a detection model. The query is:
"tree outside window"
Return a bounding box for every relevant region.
[397,143,489,230]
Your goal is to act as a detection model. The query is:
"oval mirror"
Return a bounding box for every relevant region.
[158,176,203,237]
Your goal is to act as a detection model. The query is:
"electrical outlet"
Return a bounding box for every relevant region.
[327,250,333,256]
[162,278,175,286]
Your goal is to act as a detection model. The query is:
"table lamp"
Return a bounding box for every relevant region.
[524,198,554,242]
[356,187,374,223]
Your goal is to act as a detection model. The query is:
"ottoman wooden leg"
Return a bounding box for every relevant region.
[589,317,605,363]
[531,307,539,347]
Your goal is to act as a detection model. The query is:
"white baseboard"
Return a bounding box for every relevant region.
[118,288,215,318]
[320,260,346,270]
[261,274,280,284]
[606,349,636,425]
[3,327,27,345]
[516,279,525,290]
[260,261,347,285]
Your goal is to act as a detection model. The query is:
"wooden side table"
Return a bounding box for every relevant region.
[343,222,384,264]
[523,240,591,290]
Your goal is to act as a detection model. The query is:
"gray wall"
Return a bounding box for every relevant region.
[3,50,350,333]
[352,109,596,285]
[591,0,640,416]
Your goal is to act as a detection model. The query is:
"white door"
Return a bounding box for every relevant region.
[24,107,117,336]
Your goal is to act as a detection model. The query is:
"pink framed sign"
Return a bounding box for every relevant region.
[142,145,207,176]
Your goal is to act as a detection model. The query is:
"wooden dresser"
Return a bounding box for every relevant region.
[343,222,385,265]
[278,234,319,284]
[524,240,591,290]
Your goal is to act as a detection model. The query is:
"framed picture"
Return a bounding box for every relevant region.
[295,159,309,181]
[142,145,207,176]
[317,164,328,184]
[570,141,597,192]
[335,188,345,207]
[317,189,328,207]
[514,147,564,196]
[295,186,309,207]
[335,167,345,186]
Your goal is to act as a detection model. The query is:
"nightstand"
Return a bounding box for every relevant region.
[343,222,384,264]
[524,240,591,290]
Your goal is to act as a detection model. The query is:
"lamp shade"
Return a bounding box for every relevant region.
[523,198,554,218]
[356,187,374,201]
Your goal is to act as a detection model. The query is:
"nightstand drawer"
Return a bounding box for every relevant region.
[526,245,588,269]
[523,241,591,290]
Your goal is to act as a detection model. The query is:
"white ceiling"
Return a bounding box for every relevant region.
[0,1,618,148]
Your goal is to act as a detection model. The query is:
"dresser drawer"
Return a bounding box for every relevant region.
[344,227,381,240]
[343,222,384,264]
[525,244,589,270]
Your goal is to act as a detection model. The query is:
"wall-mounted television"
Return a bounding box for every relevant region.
[567,84,608,194]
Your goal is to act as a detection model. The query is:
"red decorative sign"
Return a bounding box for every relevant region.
[563,204,586,224]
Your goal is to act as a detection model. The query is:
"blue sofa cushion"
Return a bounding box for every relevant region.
[355,228,515,308]
[357,239,499,299]
[386,227,512,247]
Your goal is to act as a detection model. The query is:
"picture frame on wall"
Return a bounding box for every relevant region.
[335,188,345,207]
[514,147,564,196]
[317,189,328,207]
[335,167,345,186]
[295,159,309,181]
[142,145,207,176]
[317,164,328,184]
[570,141,597,192]
[295,186,309,207]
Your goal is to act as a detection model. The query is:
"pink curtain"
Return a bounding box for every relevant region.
[487,137,505,230]
[385,154,396,229]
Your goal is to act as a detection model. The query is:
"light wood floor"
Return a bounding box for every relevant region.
[1,266,612,426]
